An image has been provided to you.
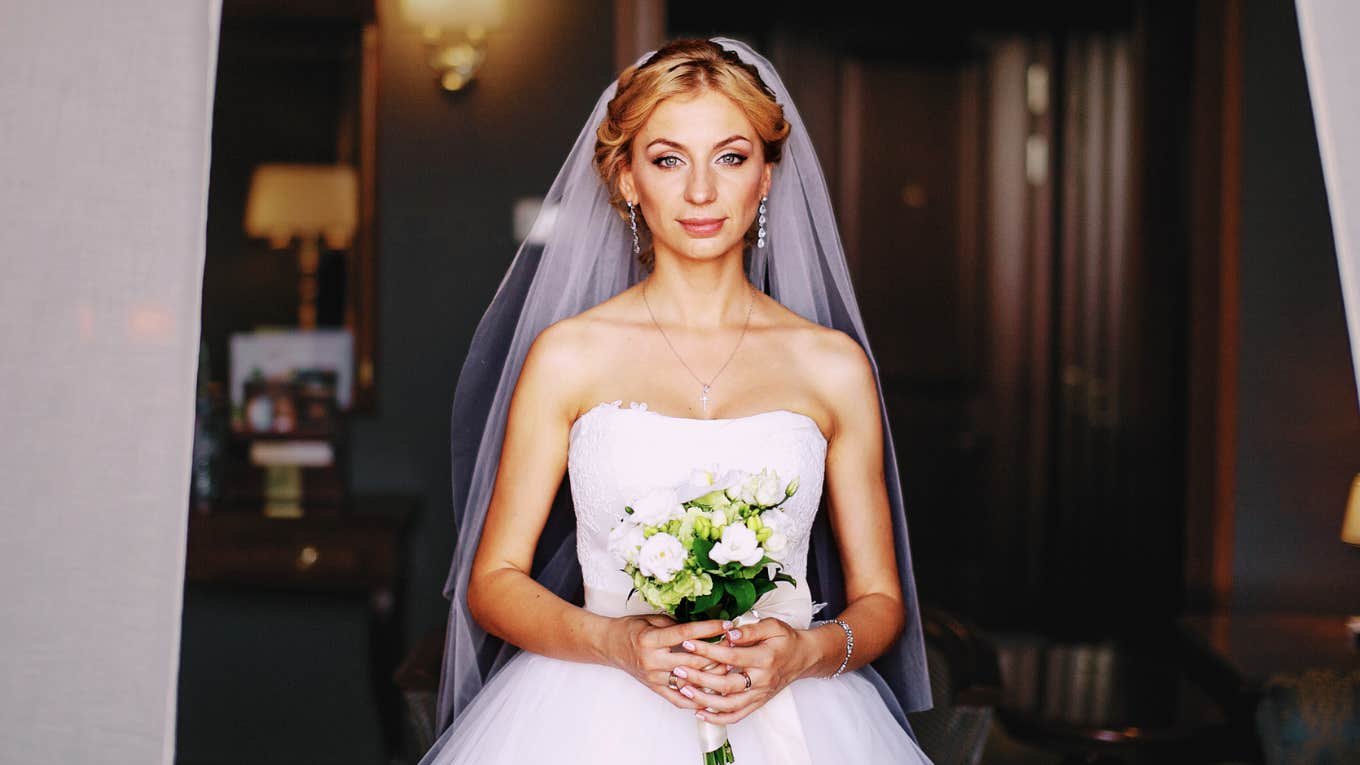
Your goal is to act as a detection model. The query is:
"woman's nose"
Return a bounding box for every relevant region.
[684,166,716,205]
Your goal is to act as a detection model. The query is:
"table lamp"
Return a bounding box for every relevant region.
[244,163,358,329]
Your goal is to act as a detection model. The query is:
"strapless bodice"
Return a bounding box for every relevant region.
[567,400,828,593]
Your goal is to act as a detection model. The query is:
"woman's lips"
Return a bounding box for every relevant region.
[678,218,725,236]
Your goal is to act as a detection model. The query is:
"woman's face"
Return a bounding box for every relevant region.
[620,89,773,266]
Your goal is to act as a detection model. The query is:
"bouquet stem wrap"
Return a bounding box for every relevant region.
[585,577,816,764]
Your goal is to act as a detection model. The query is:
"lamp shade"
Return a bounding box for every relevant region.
[399,0,503,29]
[1344,474,1360,546]
[244,163,358,250]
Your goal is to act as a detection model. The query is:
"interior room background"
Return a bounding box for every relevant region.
[4,0,1355,763]
[180,0,1360,762]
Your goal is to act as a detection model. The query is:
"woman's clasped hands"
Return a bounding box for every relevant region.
[609,613,818,724]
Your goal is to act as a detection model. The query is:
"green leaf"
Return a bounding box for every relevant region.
[729,579,757,615]
[693,537,716,569]
[694,586,722,612]
[752,579,775,599]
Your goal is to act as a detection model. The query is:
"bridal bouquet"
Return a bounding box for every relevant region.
[608,466,799,765]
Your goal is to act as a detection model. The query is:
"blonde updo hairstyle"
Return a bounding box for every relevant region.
[594,39,791,270]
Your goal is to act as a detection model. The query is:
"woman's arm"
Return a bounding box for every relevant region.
[794,328,907,675]
[673,328,907,722]
[465,319,727,707]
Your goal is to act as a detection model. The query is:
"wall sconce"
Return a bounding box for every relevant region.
[243,163,359,330]
[400,0,504,92]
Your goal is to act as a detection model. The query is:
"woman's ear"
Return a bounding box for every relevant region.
[619,164,637,205]
[760,162,773,199]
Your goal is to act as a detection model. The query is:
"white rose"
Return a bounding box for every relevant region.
[723,470,755,501]
[759,508,790,535]
[709,523,764,567]
[630,487,684,526]
[637,532,687,582]
[677,467,741,504]
[607,520,645,565]
[708,506,730,529]
[757,509,791,559]
[726,474,757,505]
[754,470,784,506]
[762,531,788,559]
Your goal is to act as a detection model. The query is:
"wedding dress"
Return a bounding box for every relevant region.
[418,400,934,764]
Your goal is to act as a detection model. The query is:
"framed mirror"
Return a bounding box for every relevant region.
[203,0,379,413]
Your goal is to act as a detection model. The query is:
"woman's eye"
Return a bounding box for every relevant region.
[653,156,682,168]
[718,153,747,165]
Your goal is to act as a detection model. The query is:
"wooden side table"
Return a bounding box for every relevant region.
[1177,609,1360,764]
[184,493,416,760]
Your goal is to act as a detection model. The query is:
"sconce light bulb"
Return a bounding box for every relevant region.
[441,71,469,92]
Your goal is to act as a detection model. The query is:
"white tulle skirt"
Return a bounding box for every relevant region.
[417,648,933,764]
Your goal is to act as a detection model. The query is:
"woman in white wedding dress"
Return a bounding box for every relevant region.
[421,39,934,764]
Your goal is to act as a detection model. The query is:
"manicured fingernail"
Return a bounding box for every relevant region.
[696,712,706,720]
[680,686,695,698]
[722,620,733,629]
[728,629,742,640]
[682,640,696,650]
[673,667,688,679]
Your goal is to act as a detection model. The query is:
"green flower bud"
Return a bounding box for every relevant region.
[698,489,732,507]
[756,527,772,543]
[746,516,761,531]
[786,477,800,496]
[695,515,711,536]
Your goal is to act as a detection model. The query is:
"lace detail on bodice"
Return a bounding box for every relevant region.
[568,400,828,593]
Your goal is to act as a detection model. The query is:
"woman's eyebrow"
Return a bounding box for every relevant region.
[645,134,752,151]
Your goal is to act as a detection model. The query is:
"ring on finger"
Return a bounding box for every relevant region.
[740,670,752,690]
[666,672,680,691]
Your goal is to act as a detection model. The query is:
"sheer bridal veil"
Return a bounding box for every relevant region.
[438,36,931,739]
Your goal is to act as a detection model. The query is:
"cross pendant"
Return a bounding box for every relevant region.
[699,385,710,413]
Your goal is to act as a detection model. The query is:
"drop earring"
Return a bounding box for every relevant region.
[757,196,767,249]
[628,201,640,256]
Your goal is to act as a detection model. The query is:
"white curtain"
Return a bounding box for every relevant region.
[1298,0,1360,406]
[0,2,221,763]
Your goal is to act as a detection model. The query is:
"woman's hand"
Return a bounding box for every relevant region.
[674,618,821,724]
[604,614,731,711]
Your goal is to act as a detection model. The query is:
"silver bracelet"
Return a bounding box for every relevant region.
[827,618,854,678]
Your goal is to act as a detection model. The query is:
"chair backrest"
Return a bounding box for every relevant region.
[908,605,1003,765]
[1255,668,1360,765]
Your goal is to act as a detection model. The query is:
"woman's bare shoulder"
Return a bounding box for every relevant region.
[765,306,875,439]
[530,285,638,350]
[759,295,868,373]
[521,289,639,414]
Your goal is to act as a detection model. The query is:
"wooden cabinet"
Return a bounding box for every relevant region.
[180,493,417,764]
[186,502,408,596]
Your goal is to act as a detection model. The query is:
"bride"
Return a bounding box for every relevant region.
[421,38,934,764]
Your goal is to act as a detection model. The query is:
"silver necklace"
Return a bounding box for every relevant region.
[641,279,755,414]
